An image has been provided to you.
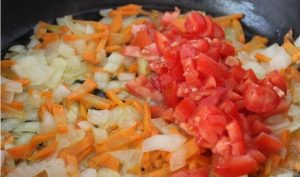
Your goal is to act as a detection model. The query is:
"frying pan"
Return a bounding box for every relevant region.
[2,0,300,53]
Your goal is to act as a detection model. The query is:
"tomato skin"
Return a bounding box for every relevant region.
[184,12,206,34]
[266,70,287,94]
[212,22,225,40]
[162,81,180,107]
[254,132,283,154]
[215,154,258,177]
[243,83,279,113]
[173,167,209,177]
[200,16,214,37]
[250,119,271,136]
[174,97,196,122]
[220,42,235,58]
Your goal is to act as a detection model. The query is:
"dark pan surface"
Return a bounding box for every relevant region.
[2,0,300,52]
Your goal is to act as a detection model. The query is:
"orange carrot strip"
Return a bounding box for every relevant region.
[0,103,25,117]
[290,66,300,83]
[143,102,152,136]
[232,19,245,43]
[6,143,34,159]
[66,155,80,177]
[79,103,87,121]
[128,62,138,73]
[1,60,16,68]
[88,152,110,168]
[280,130,291,148]
[282,41,300,62]
[63,33,103,41]
[102,155,120,171]
[52,104,67,124]
[109,12,123,33]
[83,51,100,64]
[106,90,125,107]
[125,99,144,114]
[4,101,24,110]
[67,79,97,101]
[117,4,142,14]
[184,139,204,159]
[14,78,31,87]
[143,164,170,177]
[79,93,112,110]
[57,124,69,134]
[96,28,108,52]
[77,145,94,162]
[255,53,271,63]
[30,130,57,146]
[242,35,268,53]
[29,141,58,161]
[105,45,123,53]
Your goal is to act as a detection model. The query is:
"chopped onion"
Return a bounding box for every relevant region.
[41,111,56,132]
[107,81,122,90]
[87,109,109,126]
[86,24,95,34]
[15,133,35,145]
[57,42,75,58]
[103,52,124,73]
[80,168,97,177]
[69,40,87,55]
[13,122,41,133]
[45,158,68,177]
[242,61,267,79]
[170,148,186,171]
[1,90,14,103]
[94,72,110,82]
[151,118,168,133]
[288,104,300,121]
[117,91,129,100]
[100,17,112,25]
[111,149,142,174]
[92,127,107,143]
[99,9,112,17]
[294,35,300,47]
[78,121,93,131]
[137,58,149,76]
[1,119,24,132]
[53,84,71,103]
[274,171,295,177]
[57,127,85,149]
[1,150,5,169]
[118,72,135,81]
[292,82,300,104]
[2,77,23,93]
[67,103,79,124]
[97,168,121,177]
[142,134,187,152]
[122,16,136,28]
[9,45,25,53]
[44,57,67,89]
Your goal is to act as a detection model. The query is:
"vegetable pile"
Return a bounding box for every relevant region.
[1,4,300,177]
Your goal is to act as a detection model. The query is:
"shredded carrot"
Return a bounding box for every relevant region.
[143,164,170,177]
[59,133,94,161]
[35,21,48,38]
[4,101,24,110]
[255,53,271,63]
[110,12,123,33]
[102,154,120,171]
[184,138,203,159]
[117,4,142,16]
[106,90,125,107]
[108,31,132,46]
[290,66,300,83]
[271,154,281,169]
[14,78,31,86]
[63,33,103,41]
[67,79,97,101]
[1,60,16,68]
[52,104,67,125]
[88,152,110,168]
[96,27,108,52]
[83,51,100,64]
[41,90,53,99]
[263,157,272,176]
[1,132,14,150]
[143,102,152,136]
[213,13,244,23]
[125,99,144,114]
[280,130,291,148]
[6,143,34,159]
[79,103,88,121]
[77,145,94,162]
[232,19,245,43]
[30,130,57,146]
[79,93,112,110]
[66,155,80,177]
[0,103,25,117]
[242,35,268,53]
[29,141,58,161]
[105,45,123,53]
[57,124,69,134]
[282,41,300,62]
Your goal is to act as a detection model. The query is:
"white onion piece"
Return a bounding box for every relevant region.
[117,91,129,100]
[80,168,97,177]
[78,121,93,131]
[170,148,186,171]
[45,57,68,89]
[142,134,187,152]
[288,104,300,121]
[2,77,23,93]
[53,84,71,103]
[118,72,135,81]
[57,42,75,58]
[1,119,23,132]
[0,150,5,169]
[94,72,110,82]
[45,158,68,177]
[99,8,112,17]
[41,111,56,132]
[13,122,41,133]
[87,109,109,126]
[15,133,35,145]
[106,81,122,90]
[86,24,95,34]
[67,103,79,124]
[69,40,87,55]
[275,172,295,177]
[242,61,267,79]
[103,62,120,73]
[151,118,168,133]
[97,168,121,177]
[292,82,300,104]
[122,16,136,28]
[57,127,85,149]
[9,45,25,53]
[92,127,107,143]
[103,52,124,73]
[100,17,112,25]
[294,35,300,47]
[111,149,142,165]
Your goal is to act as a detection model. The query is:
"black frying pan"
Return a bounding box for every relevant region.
[2,0,300,53]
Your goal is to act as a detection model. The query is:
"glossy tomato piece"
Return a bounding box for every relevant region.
[189,39,209,52]
[243,83,279,113]
[215,154,258,177]
[180,44,199,82]
[212,22,225,40]
[184,11,206,34]
[260,99,289,118]
[213,136,232,157]
[154,31,170,54]
[248,149,267,164]
[200,16,214,38]
[173,167,209,177]
[226,120,246,155]
[174,97,196,122]
[266,70,287,95]
[162,81,180,107]
[250,119,271,136]
[219,99,239,117]
[254,132,283,154]
[220,42,235,58]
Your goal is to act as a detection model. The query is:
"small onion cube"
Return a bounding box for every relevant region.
[142,134,187,152]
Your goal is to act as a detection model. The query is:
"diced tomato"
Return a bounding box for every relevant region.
[149,61,168,75]
[161,7,180,26]
[266,70,287,94]
[213,137,232,157]
[184,11,206,34]
[243,83,279,113]
[196,52,228,79]
[254,132,283,154]
[212,22,225,40]
[200,16,213,37]
[248,149,266,164]
[173,167,209,177]
[154,31,170,54]
[229,66,246,83]
[180,44,199,82]
[226,120,246,155]
[174,97,196,122]
[160,108,174,122]
[150,105,164,117]
[189,39,209,52]
[162,81,180,107]
[250,119,271,136]
[244,69,259,83]
[220,42,235,58]
[215,154,258,177]
[130,29,152,48]
[260,99,289,118]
